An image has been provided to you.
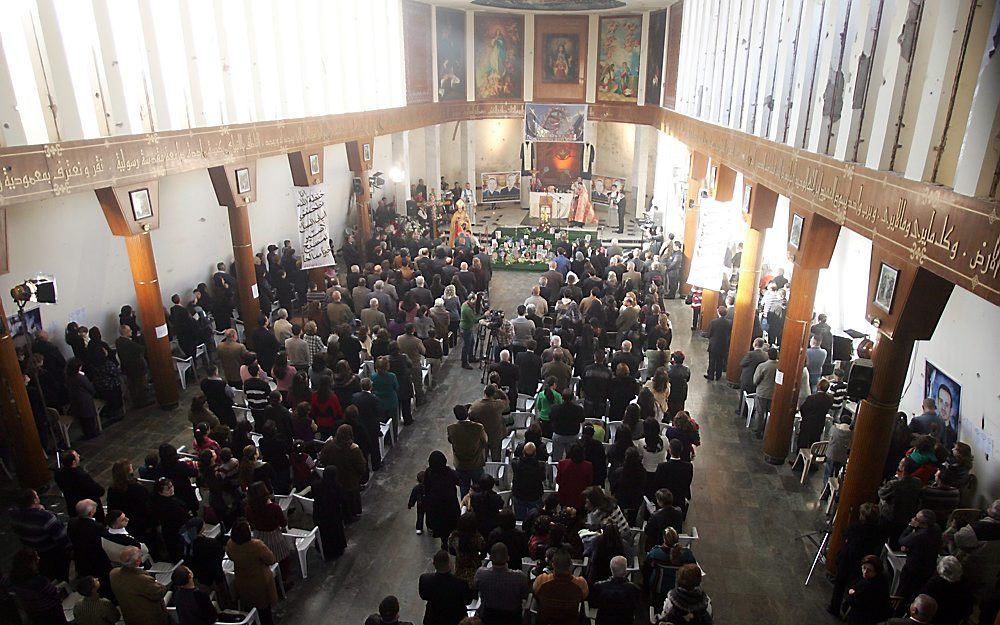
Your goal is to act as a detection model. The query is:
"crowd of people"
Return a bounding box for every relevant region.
[4,221,997,625]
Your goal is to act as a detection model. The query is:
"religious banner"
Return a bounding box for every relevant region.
[480,172,521,203]
[295,184,335,269]
[475,14,525,101]
[525,103,587,142]
[597,15,642,103]
[436,7,467,101]
[402,1,433,104]
[535,142,584,188]
[686,197,730,290]
[645,9,667,107]
[590,174,626,205]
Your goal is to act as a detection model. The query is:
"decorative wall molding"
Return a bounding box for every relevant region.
[0,101,996,303]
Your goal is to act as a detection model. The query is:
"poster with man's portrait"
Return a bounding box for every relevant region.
[590,175,626,205]
[480,172,521,203]
[925,361,960,436]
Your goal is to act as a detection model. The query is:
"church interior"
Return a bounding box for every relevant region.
[0,0,997,624]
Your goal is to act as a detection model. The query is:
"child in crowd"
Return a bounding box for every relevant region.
[290,440,316,492]
[688,287,703,330]
[408,470,426,535]
[138,452,159,479]
[215,447,239,485]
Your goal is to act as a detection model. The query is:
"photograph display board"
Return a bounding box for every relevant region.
[924,360,960,438]
[590,175,626,205]
[480,172,521,203]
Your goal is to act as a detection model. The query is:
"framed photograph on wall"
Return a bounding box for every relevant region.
[309,154,320,176]
[235,168,251,194]
[789,213,804,249]
[924,360,961,437]
[873,262,899,313]
[129,188,153,221]
[363,143,372,162]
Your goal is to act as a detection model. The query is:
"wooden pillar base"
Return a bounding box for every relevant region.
[0,300,51,488]
[123,233,179,410]
[699,289,719,332]
[726,226,765,384]
[826,333,914,570]
[227,204,260,329]
[762,266,821,463]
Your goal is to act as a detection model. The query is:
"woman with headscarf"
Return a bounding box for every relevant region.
[311,466,347,560]
[422,450,461,549]
[319,424,368,521]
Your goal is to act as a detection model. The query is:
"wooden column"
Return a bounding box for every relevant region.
[346,138,374,261]
[287,146,329,289]
[209,163,260,330]
[679,152,708,295]
[827,261,953,571]
[96,182,179,409]
[699,289,720,332]
[0,298,50,488]
[762,210,840,464]
[726,182,777,384]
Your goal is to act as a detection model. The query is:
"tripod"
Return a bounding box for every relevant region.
[477,323,497,384]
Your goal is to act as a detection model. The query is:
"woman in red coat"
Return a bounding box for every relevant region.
[556,443,593,511]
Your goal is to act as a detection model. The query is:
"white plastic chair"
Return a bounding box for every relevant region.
[497,490,512,507]
[509,411,533,431]
[791,440,830,484]
[379,421,394,459]
[516,394,536,412]
[484,462,507,489]
[174,356,194,389]
[283,526,324,578]
[743,392,756,428]
[223,558,284,602]
[232,389,248,407]
[293,486,314,517]
[546,461,559,488]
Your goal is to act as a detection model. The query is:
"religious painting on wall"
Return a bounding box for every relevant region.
[475,13,525,101]
[525,104,586,142]
[436,7,467,101]
[924,360,961,439]
[535,142,584,188]
[597,15,642,103]
[533,15,588,102]
[645,9,667,107]
[480,172,521,203]
[590,175,626,205]
[402,0,434,104]
[873,262,899,313]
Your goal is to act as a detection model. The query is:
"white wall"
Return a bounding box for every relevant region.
[474,119,521,174]
[0,148,355,356]
[815,228,875,336]
[901,287,1000,507]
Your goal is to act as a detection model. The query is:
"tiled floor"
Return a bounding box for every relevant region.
[0,271,842,624]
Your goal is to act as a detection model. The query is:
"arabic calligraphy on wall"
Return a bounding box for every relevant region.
[0,101,995,303]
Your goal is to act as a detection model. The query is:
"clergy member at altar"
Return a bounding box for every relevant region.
[569,178,597,226]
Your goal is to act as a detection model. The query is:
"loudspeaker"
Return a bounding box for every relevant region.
[846,360,873,399]
[832,334,854,361]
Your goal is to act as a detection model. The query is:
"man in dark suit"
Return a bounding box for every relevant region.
[643,488,685,545]
[737,338,768,415]
[418,550,470,625]
[67,499,113,596]
[516,341,543,396]
[611,341,641,380]
[896,510,942,600]
[704,305,732,381]
[885,594,938,625]
[352,378,384,469]
[652,439,693,510]
[588,555,641,625]
[55,450,106,524]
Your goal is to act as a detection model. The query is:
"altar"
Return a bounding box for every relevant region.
[529,191,574,220]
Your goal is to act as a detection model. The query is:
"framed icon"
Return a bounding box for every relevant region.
[874,262,899,313]
[129,188,153,221]
[362,143,372,162]
[309,154,320,176]
[235,167,251,194]
[789,213,804,249]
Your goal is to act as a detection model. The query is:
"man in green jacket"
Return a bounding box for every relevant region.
[460,294,483,369]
